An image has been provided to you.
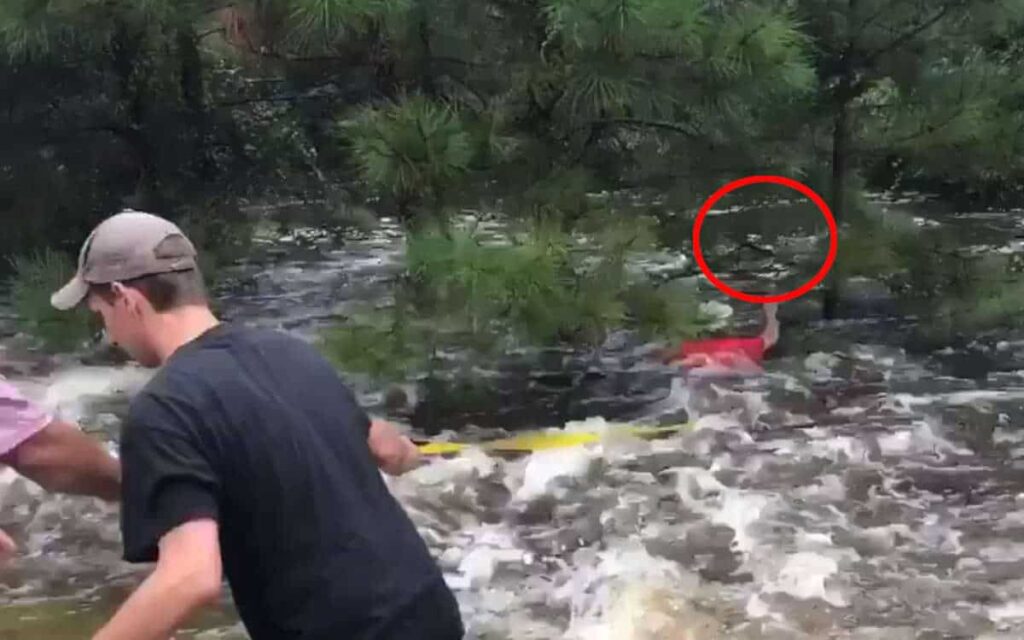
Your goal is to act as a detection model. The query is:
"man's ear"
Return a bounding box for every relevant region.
[109,282,128,301]
[109,282,144,315]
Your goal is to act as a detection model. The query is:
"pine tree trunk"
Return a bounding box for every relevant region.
[823,94,849,320]
[176,26,214,180]
[823,0,858,321]
[110,24,158,209]
[177,28,204,116]
[416,5,435,96]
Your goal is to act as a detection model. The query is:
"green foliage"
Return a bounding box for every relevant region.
[6,0,1024,360]
[324,216,713,383]
[840,204,1024,337]
[320,311,430,381]
[340,96,474,220]
[175,201,255,289]
[709,5,815,88]
[8,249,97,352]
[837,208,915,281]
[286,0,411,49]
[516,166,595,223]
[962,277,1024,330]
[0,0,99,60]
[543,0,705,57]
[536,0,815,142]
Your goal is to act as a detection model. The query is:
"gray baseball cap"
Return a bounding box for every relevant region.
[51,210,198,311]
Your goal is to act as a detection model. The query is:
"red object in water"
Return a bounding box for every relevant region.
[674,336,766,364]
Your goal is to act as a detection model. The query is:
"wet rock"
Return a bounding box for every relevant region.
[895,575,957,608]
[915,607,995,638]
[698,552,748,583]
[832,527,907,557]
[843,468,886,502]
[534,525,598,556]
[852,498,918,528]
[644,537,694,565]
[684,526,737,555]
[943,403,999,451]
[738,458,833,491]
[530,371,577,391]
[934,349,997,381]
[894,467,991,498]
[623,451,704,476]
[760,595,842,636]
[967,560,1024,582]
[382,383,418,416]
[0,359,56,378]
[84,412,122,438]
[957,581,998,605]
[79,343,131,368]
[510,495,557,526]
[570,513,604,547]
[596,585,725,640]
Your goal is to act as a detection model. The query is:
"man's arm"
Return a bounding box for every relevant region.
[368,418,422,476]
[0,419,120,501]
[93,519,222,640]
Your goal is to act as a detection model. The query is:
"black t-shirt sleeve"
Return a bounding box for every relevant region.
[120,393,220,563]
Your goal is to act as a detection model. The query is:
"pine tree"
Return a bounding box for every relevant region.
[791,0,1024,318]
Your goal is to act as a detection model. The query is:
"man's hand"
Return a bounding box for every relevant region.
[93,519,222,640]
[368,419,422,476]
[0,419,120,502]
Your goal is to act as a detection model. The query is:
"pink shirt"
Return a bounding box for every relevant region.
[0,378,52,456]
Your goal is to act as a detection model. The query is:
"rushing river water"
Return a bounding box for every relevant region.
[3,197,1024,638]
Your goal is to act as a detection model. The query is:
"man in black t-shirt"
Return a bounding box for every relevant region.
[51,210,463,640]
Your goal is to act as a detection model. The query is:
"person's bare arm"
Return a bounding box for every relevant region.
[0,419,120,501]
[93,519,222,640]
[0,528,16,567]
[367,419,422,476]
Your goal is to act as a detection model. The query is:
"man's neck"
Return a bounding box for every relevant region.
[152,306,221,364]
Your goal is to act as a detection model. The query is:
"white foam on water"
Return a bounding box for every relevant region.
[877,419,972,457]
[699,301,733,325]
[745,593,777,620]
[554,541,709,640]
[803,435,872,463]
[804,352,840,379]
[400,446,497,487]
[759,552,848,607]
[513,447,598,503]
[448,526,526,590]
[670,467,727,503]
[917,514,964,554]
[665,464,778,565]
[978,542,1024,563]
[989,601,1024,622]
[15,313,1024,638]
[893,389,1024,408]
[21,365,153,423]
[831,405,866,417]
[691,413,746,433]
[857,524,915,552]
[712,491,773,555]
[994,427,1024,445]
